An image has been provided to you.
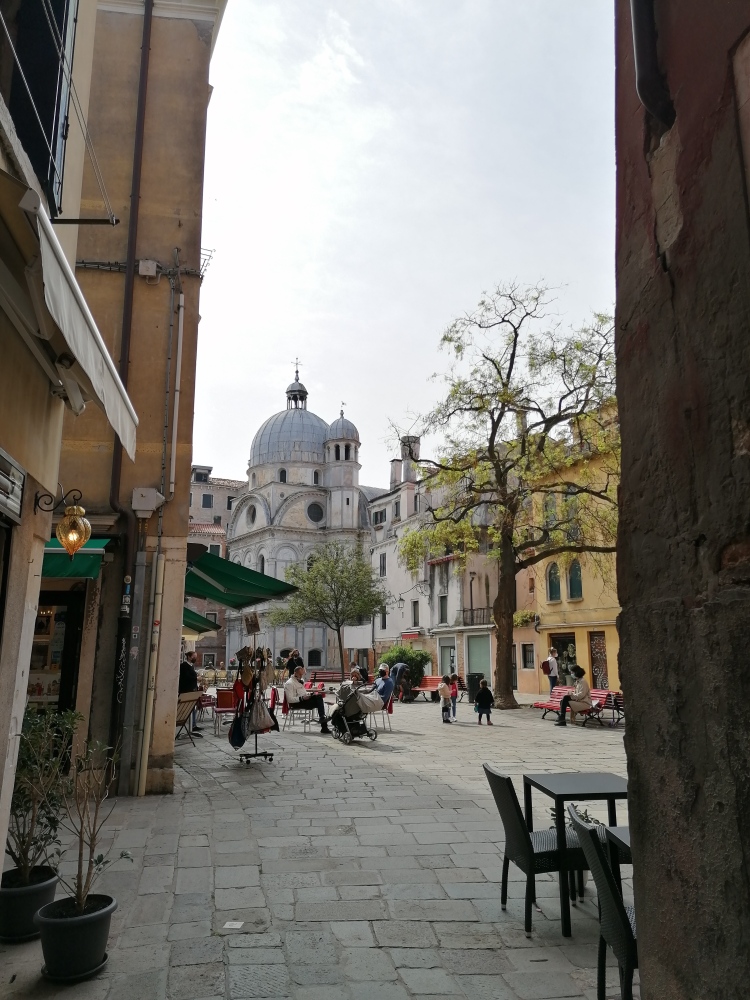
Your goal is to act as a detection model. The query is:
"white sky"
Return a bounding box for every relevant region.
[194,0,615,488]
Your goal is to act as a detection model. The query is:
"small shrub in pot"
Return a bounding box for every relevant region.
[33,739,131,981]
[0,711,81,942]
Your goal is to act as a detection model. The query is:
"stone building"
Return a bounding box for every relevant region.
[224,374,387,668]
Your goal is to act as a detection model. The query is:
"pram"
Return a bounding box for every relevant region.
[330,682,380,744]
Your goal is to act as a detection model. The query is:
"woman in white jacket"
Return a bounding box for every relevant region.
[554,666,592,726]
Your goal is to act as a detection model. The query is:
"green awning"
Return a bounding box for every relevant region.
[182,606,220,637]
[42,538,107,579]
[184,551,297,610]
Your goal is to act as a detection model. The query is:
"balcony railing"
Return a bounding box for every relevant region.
[462,607,493,626]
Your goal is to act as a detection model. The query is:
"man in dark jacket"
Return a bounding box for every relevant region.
[179,651,202,737]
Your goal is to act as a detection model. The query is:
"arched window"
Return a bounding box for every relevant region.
[335,445,341,461]
[308,649,322,667]
[258,555,265,574]
[344,444,351,460]
[279,469,287,483]
[543,494,557,528]
[568,560,582,599]
[313,470,319,485]
[251,473,256,487]
[547,562,561,601]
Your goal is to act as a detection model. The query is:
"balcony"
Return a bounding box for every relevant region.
[462,607,493,626]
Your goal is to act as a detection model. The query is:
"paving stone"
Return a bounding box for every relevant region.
[170,937,224,966]
[117,922,169,948]
[455,975,519,1000]
[432,922,502,949]
[296,900,388,921]
[341,947,398,981]
[168,962,225,999]
[216,866,261,888]
[215,887,267,909]
[177,846,212,868]
[322,870,382,886]
[330,921,376,946]
[350,983,410,1000]
[107,970,169,1000]
[127,893,173,926]
[442,949,512,975]
[261,872,321,890]
[294,886,339,902]
[295,989,353,1000]
[107,943,171,974]
[505,948,577,973]
[382,883,447,900]
[389,948,443,968]
[175,866,213,894]
[226,932,283,948]
[372,921,438,948]
[285,930,338,965]
[398,968,464,994]
[180,835,210,846]
[212,908,271,934]
[503,971,584,998]
[227,948,286,964]
[291,965,345,985]
[168,920,212,941]
[387,899,478,922]
[228,963,292,997]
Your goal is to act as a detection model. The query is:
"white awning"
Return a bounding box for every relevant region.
[18,189,138,461]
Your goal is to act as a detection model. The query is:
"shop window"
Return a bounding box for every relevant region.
[411,601,419,627]
[308,648,322,667]
[547,563,561,601]
[568,560,583,599]
[439,595,448,624]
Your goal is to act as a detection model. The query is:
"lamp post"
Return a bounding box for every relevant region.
[34,486,91,559]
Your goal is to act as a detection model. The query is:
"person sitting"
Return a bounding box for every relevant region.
[374,665,394,704]
[178,650,203,738]
[555,666,592,726]
[285,664,331,733]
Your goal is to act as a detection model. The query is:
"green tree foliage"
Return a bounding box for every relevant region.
[268,542,390,677]
[377,644,431,691]
[398,282,619,709]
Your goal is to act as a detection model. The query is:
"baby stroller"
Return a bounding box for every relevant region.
[331,683,379,744]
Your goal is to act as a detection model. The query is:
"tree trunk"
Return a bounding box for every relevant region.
[493,540,519,710]
[335,627,345,681]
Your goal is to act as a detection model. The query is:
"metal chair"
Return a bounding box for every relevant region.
[483,764,600,936]
[369,694,393,731]
[213,688,235,735]
[568,806,638,1000]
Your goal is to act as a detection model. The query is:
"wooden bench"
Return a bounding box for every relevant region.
[308,670,343,685]
[584,689,625,727]
[533,685,573,719]
[412,676,442,701]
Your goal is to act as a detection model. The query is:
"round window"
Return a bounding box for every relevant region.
[246,505,257,526]
[307,502,324,523]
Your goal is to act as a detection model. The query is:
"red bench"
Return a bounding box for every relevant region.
[533,685,574,719]
[533,685,624,726]
[412,676,442,701]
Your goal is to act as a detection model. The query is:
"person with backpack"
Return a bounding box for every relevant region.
[542,647,559,693]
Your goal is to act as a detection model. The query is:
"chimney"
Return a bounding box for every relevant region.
[400,436,420,483]
[390,459,402,490]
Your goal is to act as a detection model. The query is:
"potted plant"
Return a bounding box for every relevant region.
[33,739,130,982]
[0,710,80,942]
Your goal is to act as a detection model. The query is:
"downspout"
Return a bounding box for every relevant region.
[109,0,154,758]
[629,0,675,128]
[137,552,165,796]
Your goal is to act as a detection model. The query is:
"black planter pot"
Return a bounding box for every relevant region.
[0,866,58,942]
[34,894,116,982]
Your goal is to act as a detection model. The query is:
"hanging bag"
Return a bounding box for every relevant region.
[228,708,246,748]
[245,696,274,734]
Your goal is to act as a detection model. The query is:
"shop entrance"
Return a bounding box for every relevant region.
[28,590,84,713]
[549,632,577,683]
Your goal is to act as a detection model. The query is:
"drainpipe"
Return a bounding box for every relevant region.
[169,292,185,499]
[137,552,165,796]
[629,0,675,127]
[109,0,154,761]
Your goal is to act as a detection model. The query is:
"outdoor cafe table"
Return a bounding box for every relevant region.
[523,771,628,937]
[605,825,631,858]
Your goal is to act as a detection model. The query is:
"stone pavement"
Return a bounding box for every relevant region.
[1,699,637,999]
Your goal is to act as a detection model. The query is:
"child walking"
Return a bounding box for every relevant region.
[450,673,459,719]
[438,674,453,724]
[474,678,494,725]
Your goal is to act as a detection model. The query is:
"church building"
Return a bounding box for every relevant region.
[224,372,386,668]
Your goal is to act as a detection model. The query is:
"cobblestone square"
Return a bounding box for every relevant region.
[0,700,636,998]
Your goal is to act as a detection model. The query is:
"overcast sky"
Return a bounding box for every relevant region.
[194,0,615,487]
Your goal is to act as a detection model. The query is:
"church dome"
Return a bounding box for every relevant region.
[249,408,329,468]
[327,411,360,442]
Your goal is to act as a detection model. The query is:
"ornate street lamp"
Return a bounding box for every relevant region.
[34,486,92,559]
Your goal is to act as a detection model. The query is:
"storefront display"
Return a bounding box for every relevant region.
[26,592,83,713]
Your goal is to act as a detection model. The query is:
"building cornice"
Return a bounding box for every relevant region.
[98,1,224,24]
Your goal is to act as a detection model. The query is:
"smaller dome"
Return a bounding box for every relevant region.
[327,410,359,442]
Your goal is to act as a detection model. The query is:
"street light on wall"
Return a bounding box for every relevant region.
[34,485,92,559]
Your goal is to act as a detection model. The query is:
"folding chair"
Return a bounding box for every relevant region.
[175,691,203,745]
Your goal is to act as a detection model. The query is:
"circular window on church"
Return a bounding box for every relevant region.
[307,502,324,523]
[246,505,257,526]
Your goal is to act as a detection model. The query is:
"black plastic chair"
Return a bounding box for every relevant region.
[568,805,638,1000]
[483,764,601,935]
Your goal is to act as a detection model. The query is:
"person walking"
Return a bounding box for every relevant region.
[286,649,304,677]
[474,679,494,725]
[555,666,592,726]
[437,674,452,723]
[546,648,559,692]
[450,673,459,719]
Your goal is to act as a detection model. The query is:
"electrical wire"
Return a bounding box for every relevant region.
[0,9,64,190]
[38,0,116,223]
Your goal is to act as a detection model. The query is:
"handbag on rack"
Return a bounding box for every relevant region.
[245,695,274,735]
[228,710,246,748]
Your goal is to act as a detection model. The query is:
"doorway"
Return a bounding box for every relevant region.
[28,590,84,714]
[467,633,491,681]
[549,632,577,682]
[438,638,455,676]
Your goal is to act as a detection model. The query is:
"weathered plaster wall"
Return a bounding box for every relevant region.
[615,2,750,995]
